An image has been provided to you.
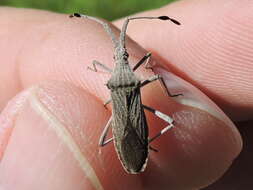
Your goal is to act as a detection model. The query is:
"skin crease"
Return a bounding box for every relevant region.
[0,0,251,189]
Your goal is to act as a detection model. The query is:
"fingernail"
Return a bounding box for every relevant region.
[0,86,104,190]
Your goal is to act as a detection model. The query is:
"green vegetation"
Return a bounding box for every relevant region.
[0,0,177,20]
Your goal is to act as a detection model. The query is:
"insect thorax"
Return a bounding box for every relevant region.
[106,62,141,90]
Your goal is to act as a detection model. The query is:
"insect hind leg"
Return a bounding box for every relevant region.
[143,105,174,143]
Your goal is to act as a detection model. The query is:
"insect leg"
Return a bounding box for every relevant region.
[149,146,158,152]
[103,99,112,108]
[142,105,174,143]
[159,76,183,97]
[87,60,113,73]
[99,116,114,146]
[140,75,159,87]
[86,60,112,108]
[87,60,113,108]
[140,75,183,97]
[132,52,151,71]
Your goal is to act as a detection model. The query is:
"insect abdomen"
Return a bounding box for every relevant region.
[114,128,148,173]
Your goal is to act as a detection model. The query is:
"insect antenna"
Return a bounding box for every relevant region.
[70,13,118,49]
[119,16,180,49]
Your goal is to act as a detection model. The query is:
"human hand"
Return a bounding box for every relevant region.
[0,1,249,189]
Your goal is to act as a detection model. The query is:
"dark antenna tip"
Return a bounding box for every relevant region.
[158,16,181,25]
[170,18,181,25]
[158,16,170,20]
[69,13,81,18]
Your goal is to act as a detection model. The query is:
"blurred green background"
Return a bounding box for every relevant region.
[0,0,177,20]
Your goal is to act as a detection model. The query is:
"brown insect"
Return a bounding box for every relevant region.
[70,13,181,174]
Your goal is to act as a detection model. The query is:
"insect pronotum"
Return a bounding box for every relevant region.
[70,13,181,174]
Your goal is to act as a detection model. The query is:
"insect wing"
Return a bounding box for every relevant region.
[111,87,149,173]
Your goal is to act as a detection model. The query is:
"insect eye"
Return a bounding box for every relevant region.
[123,52,129,60]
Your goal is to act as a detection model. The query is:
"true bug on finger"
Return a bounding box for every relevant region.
[70,13,181,174]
